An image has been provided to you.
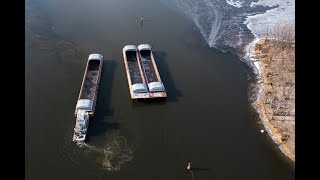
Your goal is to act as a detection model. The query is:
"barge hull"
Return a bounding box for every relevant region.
[74,54,103,116]
[122,45,149,99]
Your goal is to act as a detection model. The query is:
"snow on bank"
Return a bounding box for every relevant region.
[243,0,294,77]
[245,0,295,38]
[244,38,263,76]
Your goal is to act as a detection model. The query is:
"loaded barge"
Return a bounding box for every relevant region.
[73,54,103,144]
[122,44,166,99]
[122,45,149,99]
[138,44,166,98]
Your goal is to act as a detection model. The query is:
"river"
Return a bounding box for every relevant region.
[25,0,295,179]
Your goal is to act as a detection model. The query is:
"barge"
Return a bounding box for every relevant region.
[122,45,149,99]
[73,54,103,144]
[138,44,167,98]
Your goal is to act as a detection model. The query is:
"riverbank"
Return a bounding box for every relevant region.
[246,37,295,162]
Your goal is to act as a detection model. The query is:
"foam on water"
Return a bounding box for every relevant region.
[162,0,258,51]
[174,0,222,47]
[161,0,294,54]
[61,129,134,172]
[160,0,294,107]
[75,131,135,172]
[226,0,244,8]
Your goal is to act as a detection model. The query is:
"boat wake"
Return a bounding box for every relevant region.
[80,132,135,172]
[173,0,222,48]
[161,0,294,55]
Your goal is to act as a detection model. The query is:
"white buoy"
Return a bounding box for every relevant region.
[260,130,265,133]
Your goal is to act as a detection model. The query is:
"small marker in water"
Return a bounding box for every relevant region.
[187,162,192,171]
[260,130,265,133]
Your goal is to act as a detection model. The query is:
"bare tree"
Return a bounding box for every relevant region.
[255,21,295,160]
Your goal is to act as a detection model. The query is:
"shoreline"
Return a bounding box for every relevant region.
[245,37,295,162]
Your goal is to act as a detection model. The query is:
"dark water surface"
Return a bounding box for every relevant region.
[25,0,294,179]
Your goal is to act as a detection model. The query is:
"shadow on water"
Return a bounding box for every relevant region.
[188,168,212,180]
[86,60,118,141]
[128,50,181,106]
[191,167,212,172]
[134,97,166,104]
[137,16,153,28]
[153,50,183,103]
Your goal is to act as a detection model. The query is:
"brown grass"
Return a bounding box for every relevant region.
[253,23,295,161]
